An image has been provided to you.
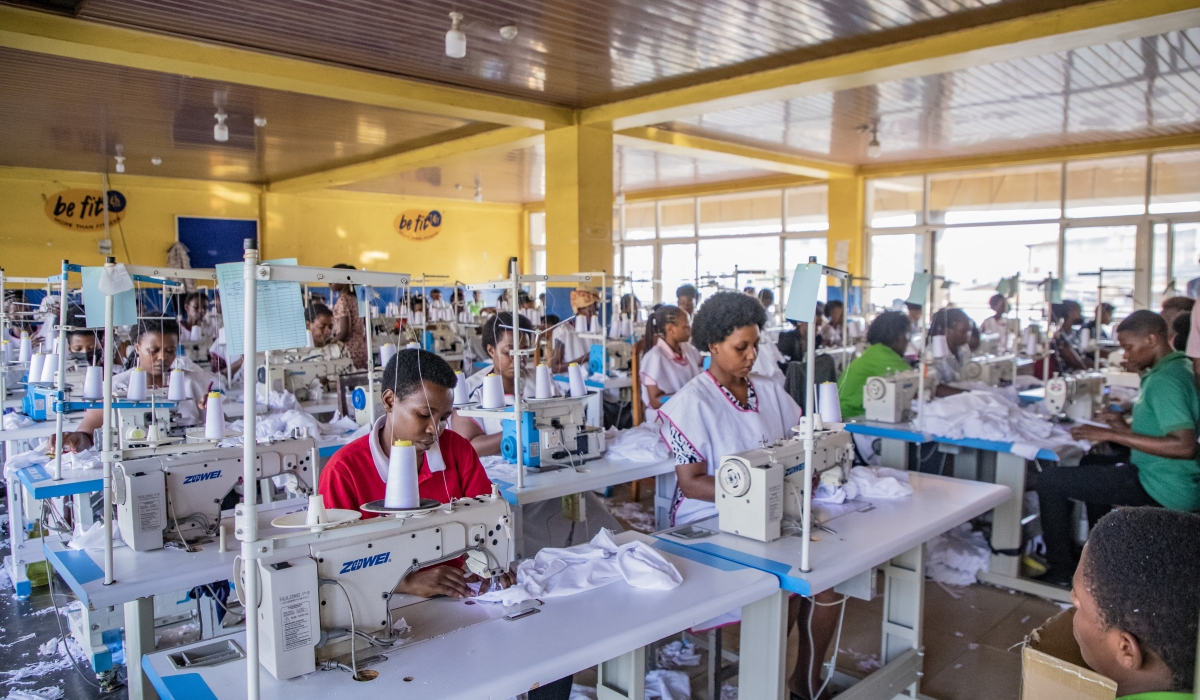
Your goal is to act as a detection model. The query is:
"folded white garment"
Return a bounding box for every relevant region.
[3,413,34,431]
[474,528,682,607]
[606,423,670,463]
[68,520,125,552]
[918,390,1088,455]
[254,384,300,412]
[842,466,913,500]
[656,640,701,669]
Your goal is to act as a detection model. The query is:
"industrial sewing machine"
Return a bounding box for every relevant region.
[251,491,514,680]
[458,395,606,469]
[1045,372,1107,421]
[21,366,87,420]
[862,370,938,423]
[962,354,1017,387]
[428,321,465,355]
[588,340,632,375]
[1102,349,1141,389]
[715,428,854,542]
[258,352,355,402]
[113,437,318,551]
[181,336,211,365]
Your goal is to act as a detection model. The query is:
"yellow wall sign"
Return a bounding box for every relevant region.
[394,209,442,241]
[44,189,127,231]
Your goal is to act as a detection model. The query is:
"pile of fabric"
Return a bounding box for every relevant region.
[918,390,1088,459]
[813,466,914,504]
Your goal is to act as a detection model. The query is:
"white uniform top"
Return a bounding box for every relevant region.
[639,339,703,424]
[555,324,591,364]
[751,335,786,383]
[980,316,1011,351]
[658,371,801,525]
[112,356,215,425]
[458,362,560,435]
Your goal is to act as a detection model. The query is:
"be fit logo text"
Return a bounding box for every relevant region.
[182,471,221,484]
[340,552,391,574]
[44,189,127,231]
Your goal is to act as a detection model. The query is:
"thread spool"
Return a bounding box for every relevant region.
[379,343,397,368]
[535,363,552,399]
[167,368,186,401]
[219,525,227,553]
[1,340,9,363]
[481,373,505,409]
[1079,328,1091,348]
[1025,335,1038,356]
[204,391,225,439]
[126,368,148,401]
[589,316,600,333]
[40,353,58,383]
[306,330,315,348]
[568,362,586,397]
[28,353,46,382]
[83,366,103,400]
[52,337,61,355]
[305,494,328,526]
[817,382,842,424]
[406,342,420,350]
[384,440,420,509]
[930,336,949,359]
[452,371,469,405]
[575,315,588,333]
[18,332,31,363]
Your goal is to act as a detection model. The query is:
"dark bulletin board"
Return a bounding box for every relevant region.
[176,217,258,269]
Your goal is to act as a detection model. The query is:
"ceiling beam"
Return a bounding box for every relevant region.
[615,127,855,179]
[0,5,573,130]
[581,0,1200,129]
[267,125,542,194]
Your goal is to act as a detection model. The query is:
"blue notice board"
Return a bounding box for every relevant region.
[176,217,258,269]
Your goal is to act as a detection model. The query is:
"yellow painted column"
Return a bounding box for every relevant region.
[827,175,866,307]
[544,125,613,274]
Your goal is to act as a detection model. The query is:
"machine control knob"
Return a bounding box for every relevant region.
[865,377,887,401]
[716,457,752,498]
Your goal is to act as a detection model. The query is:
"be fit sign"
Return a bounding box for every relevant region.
[44,189,127,231]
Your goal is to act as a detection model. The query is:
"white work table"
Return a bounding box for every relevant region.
[491,455,674,506]
[656,473,1010,699]
[141,532,780,700]
[0,417,82,442]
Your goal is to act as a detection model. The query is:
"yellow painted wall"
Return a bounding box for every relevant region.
[827,176,865,279]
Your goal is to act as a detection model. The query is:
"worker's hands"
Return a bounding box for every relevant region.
[1100,411,1132,434]
[1069,423,1113,442]
[49,431,94,453]
[395,565,471,599]
[471,569,516,595]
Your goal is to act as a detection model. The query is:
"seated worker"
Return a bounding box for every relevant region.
[1085,301,1119,341]
[59,319,215,451]
[177,291,208,341]
[837,311,912,419]
[927,308,971,395]
[305,303,335,347]
[819,300,845,347]
[757,288,776,326]
[903,302,923,358]
[201,293,223,339]
[1071,508,1199,699]
[658,292,838,699]
[639,305,702,424]
[675,284,698,320]
[1171,311,1190,352]
[1039,311,1200,585]
[550,290,596,372]
[1053,300,1089,372]
[980,294,1012,351]
[1160,296,1192,330]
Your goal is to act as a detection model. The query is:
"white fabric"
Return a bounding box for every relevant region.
[606,423,670,463]
[254,384,301,413]
[925,523,990,586]
[980,316,1012,351]
[68,520,125,552]
[918,390,1089,457]
[645,670,691,700]
[556,323,591,363]
[655,640,701,669]
[751,335,786,384]
[639,339,703,424]
[813,466,912,503]
[659,372,801,525]
[474,528,682,607]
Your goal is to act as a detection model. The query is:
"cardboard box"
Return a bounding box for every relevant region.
[1022,608,1117,700]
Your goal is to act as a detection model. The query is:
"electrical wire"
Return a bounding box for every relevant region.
[804,594,848,700]
[38,501,101,689]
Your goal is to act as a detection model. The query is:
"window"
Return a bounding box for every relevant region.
[1151,151,1200,214]
[699,191,783,236]
[698,236,780,291]
[624,202,656,240]
[869,234,922,307]
[659,199,695,238]
[928,164,1061,225]
[1063,226,1138,316]
[1066,156,1147,218]
[783,237,829,310]
[786,185,829,232]
[935,224,1059,325]
[623,245,655,307]
[868,176,923,228]
[529,211,547,275]
[660,243,697,306]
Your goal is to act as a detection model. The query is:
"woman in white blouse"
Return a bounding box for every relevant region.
[638,305,702,424]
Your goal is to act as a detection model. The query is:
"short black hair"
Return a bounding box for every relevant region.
[1081,507,1200,691]
[929,307,969,336]
[1116,310,1168,339]
[691,292,766,350]
[676,284,697,300]
[304,303,333,323]
[132,318,180,343]
[905,302,922,312]
[1172,312,1190,351]
[181,291,207,307]
[381,348,457,403]
[867,311,910,347]
[989,294,1006,307]
[758,288,774,305]
[544,314,560,327]
[1163,296,1194,313]
[823,300,844,318]
[481,311,534,353]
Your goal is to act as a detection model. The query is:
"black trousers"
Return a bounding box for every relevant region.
[1035,460,1160,572]
[529,675,574,700]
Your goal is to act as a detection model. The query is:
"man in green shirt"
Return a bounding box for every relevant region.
[1038,311,1200,585]
[1071,508,1199,699]
[837,311,912,419]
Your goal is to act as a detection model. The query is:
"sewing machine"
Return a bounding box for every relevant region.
[588,340,633,376]
[458,395,606,469]
[962,354,1016,387]
[252,491,514,680]
[863,370,937,423]
[259,351,355,401]
[429,321,465,355]
[181,337,211,365]
[113,437,318,551]
[20,367,87,420]
[1102,349,1141,389]
[1045,372,1107,421]
[715,428,854,542]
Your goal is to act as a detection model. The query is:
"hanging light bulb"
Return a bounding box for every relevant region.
[864,120,881,159]
[473,174,482,202]
[114,144,125,173]
[446,12,466,58]
[254,116,268,127]
[214,110,229,142]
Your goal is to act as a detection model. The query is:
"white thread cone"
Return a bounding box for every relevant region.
[406,342,420,350]
[818,382,842,424]
[1,340,9,363]
[204,391,225,439]
[535,364,552,399]
[28,353,45,382]
[18,332,31,363]
[379,343,397,368]
[167,368,186,401]
[481,373,505,409]
[1079,328,1091,348]
[306,330,314,348]
[1026,335,1038,356]
[146,421,162,442]
[40,353,58,383]
[52,337,61,355]
[931,336,949,359]
[568,362,586,397]
[591,316,601,333]
[384,440,419,509]
[575,315,588,333]
[126,368,147,400]
[83,366,103,400]
[305,494,328,526]
[452,371,469,405]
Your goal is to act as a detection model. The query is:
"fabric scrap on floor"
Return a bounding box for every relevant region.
[645,669,691,700]
[655,639,701,669]
[925,523,990,586]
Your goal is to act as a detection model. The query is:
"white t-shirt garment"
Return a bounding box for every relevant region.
[639,339,703,424]
[555,324,591,364]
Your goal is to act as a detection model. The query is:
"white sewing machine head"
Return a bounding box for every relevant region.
[863,370,936,424]
[258,352,354,402]
[457,395,605,469]
[715,429,853,542]
[252,493,514,680]
[962,354,1016,387]
[1045,373,1107,421]
[112,437,318,551]
[429,322,464,355]
[606,340,632,373]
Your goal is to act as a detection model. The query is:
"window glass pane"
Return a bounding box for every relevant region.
[928,164,1061,225]
[533,249,546,276]
[785,185,829,232]
[1063,226,1138,317]
[783,238,829,310]
[613,248,621,279]
[868,234,921,310]
[1153,223,1169,310]
[698,191,782,236]
[624,202,656,240]
[697,236,780,293]
[1174,222,1200,297]
[1150,151,1200,214]
[1065,156,1147,218]
[613,207,620,241]
[659,199,696,238]
[934,224,1059,326]
[660,243,697,307]
[529,211,546,246]
[868,176,923,228]
[623,245,655,306]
